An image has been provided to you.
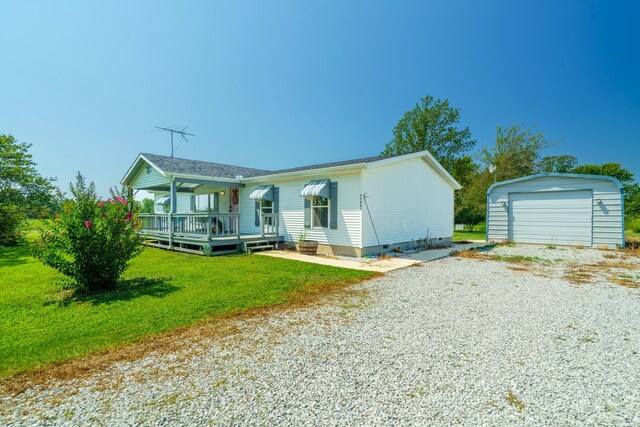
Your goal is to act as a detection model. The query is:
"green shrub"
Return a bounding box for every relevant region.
[34,173,144,292]
[628,217,640,233]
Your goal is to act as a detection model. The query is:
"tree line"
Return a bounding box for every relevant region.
[382,95,640,230]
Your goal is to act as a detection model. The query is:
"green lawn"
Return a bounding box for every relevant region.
[0,245,374,378]
[453,229,486,242]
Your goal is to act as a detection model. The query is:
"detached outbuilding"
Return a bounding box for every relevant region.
[486,173,625,248]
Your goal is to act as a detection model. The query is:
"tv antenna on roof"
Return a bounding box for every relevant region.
[155,126,195,157]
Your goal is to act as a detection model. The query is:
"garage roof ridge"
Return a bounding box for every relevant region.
[486,173,624,195]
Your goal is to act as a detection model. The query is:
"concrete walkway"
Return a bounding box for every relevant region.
[256,242,492,272]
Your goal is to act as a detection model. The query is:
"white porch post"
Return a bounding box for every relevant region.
[169,177,176,248]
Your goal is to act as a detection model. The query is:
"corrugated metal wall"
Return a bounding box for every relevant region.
[487,176,623,248]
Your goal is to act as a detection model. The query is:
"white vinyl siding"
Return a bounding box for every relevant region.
[509,190,592,246]
[487,176,623,248]
[361,157,454,247]
[130,165,169,189]
[239,173,362,247]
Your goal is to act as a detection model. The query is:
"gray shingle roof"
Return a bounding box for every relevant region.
[142,151,408,179]
[262,154,403,176]
[142,153,271,179]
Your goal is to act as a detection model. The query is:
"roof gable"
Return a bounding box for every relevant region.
[141,153,271,179]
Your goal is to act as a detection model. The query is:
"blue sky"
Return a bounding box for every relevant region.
[1,1,639,196]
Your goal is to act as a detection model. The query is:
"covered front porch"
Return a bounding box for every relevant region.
[122,155,281,255]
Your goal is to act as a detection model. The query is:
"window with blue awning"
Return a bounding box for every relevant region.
[249,185,274,201]
[300,179,330,199]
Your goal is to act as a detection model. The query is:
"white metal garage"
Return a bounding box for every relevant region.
[486,173,625,248]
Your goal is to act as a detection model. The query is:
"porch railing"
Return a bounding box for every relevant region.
[261,213,279,237]
[139,213,240,239]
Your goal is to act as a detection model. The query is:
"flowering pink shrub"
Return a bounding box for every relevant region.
[34,173,144,292]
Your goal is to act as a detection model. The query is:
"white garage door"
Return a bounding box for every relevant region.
[509,190,592,246]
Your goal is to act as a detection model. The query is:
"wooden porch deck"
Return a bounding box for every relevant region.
[139,213,283,256]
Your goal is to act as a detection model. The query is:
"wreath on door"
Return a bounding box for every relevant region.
[231,188,239,205]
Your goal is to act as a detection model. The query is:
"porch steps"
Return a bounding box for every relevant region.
[243,240,275,254]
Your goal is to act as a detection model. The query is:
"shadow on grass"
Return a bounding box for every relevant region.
[56,276,179,306]
[0,245,31,268]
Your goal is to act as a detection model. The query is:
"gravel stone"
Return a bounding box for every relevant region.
[2,245,639,426]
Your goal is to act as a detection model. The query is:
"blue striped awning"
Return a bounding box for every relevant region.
[155,195,171,205]
[249,185,274,201]
[300,179,330,198]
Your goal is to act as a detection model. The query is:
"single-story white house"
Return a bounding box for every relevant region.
[486,173,625,248]
[121,150,461,256]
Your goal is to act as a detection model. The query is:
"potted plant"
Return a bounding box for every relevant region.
[296,230,318,255]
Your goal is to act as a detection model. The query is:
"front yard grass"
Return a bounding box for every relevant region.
[0,245,375,379]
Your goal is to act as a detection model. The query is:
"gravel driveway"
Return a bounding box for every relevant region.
[2,245,640,426]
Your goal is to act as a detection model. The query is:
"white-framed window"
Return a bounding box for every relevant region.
[311,196,329,228]
[194,194,209,212]
[260,199,273,215]
[261,199,273,225]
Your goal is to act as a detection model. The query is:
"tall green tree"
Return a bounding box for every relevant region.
[381,95,476,171]
[455,169,492,229]
[535,155,578,173]
[141,198,155,214]
[455,124,553,228]
[479,124,552,182]
[0,134,58,245]
[450,156,486,228]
